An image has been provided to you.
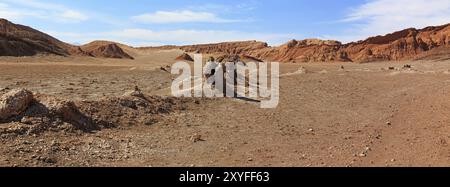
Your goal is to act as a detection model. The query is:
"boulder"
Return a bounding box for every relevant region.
[0,89,33,120]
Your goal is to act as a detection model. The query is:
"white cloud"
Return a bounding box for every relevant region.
[0,0,89,22]
[132,10,241,24]
[332,0,450,43]
[49,29,297,47]
[0,3,40,20]
[61,10,88,22]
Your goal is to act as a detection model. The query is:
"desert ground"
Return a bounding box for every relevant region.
[0,49,450,167]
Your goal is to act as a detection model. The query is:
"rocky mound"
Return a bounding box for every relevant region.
[0,88,191,136]
[81,41,134,59]
[175,53,194,62]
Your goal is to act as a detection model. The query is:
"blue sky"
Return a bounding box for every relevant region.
[1,0,449,46]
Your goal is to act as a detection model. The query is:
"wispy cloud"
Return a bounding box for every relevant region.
[0,0,88,22]
[330,0,450,43]
[132,10,243,24]
[0,3,40,20]
[49,29,297,46]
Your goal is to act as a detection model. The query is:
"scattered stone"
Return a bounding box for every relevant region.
[0,89,33,120]
[190,134,204,142]
[280,66,307,77]
[160,65,171,73]
[318,70,328,74]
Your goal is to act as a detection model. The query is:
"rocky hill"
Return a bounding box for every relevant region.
[0,18,84,56]
[0,19,133,59]
[81,41,134,60]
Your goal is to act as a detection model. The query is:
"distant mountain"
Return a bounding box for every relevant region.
[179,24,450,63]
[0,18,448,62]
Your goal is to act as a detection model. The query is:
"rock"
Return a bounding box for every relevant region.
[119,99,137,109]
[123,86,144,98]
[0,89,33,120]
[160,66,171,73]
[293,67,307,74]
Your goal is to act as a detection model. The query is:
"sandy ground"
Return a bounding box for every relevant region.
[0,51,450,167]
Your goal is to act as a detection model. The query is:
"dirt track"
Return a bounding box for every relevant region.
[1,55,450,167]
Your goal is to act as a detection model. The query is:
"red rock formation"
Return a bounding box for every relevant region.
[177,24,450,63]
[343,24,450,62]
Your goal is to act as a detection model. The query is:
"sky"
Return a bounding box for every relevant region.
[1,0,449,46]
